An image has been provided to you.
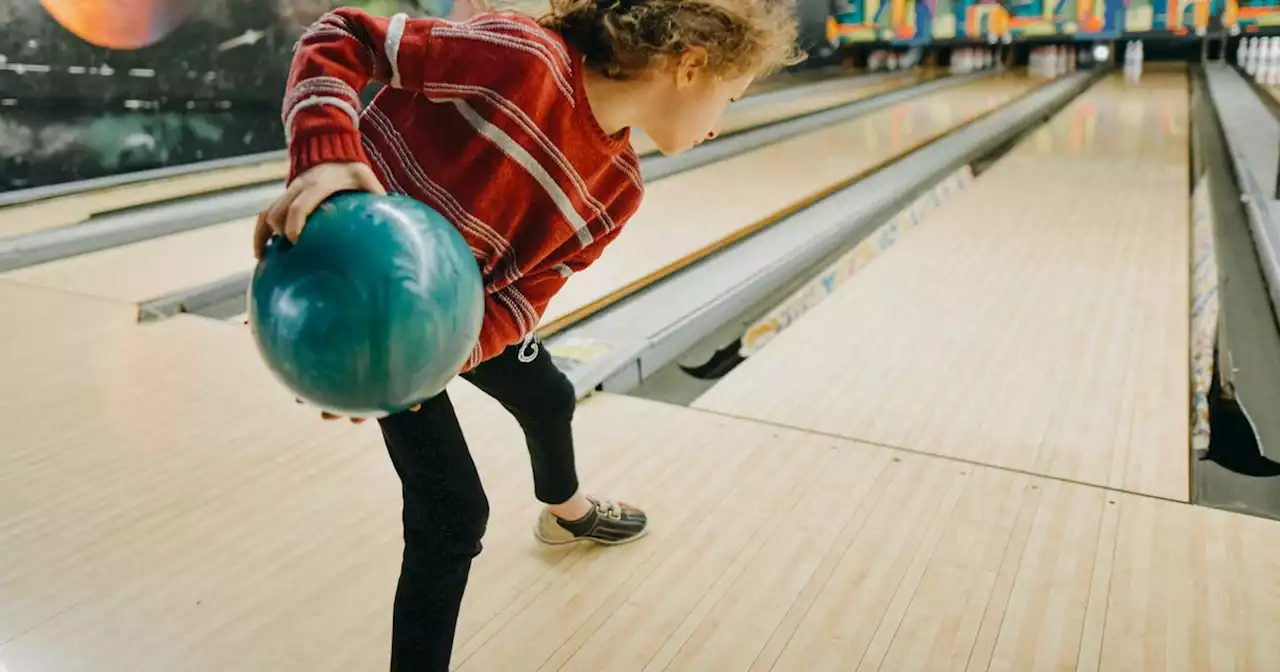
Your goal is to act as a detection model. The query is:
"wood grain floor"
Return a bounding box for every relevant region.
[694,71,1192,501]
[5,66,1277,672]
[0,160,286,238]
[1,284,1277,671]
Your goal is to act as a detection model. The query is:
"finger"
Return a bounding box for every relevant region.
[253,210,273,259]
[265,180,306,235]
[320,411,341,420]
[357,168,387,196]
[350,417,366,424]
[295,397,305,404]
[284,187,334,243]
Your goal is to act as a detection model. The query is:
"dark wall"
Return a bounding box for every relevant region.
[0,0,447,192]
[795,0,837,56]
[0,0,449,107]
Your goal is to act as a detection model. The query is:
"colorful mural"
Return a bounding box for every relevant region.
[828,0,1259,44]
[1226,0,1280,32]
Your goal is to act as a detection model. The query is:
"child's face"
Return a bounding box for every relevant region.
[643,58,754,156]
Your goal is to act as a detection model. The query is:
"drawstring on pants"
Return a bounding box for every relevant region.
[517,332,539,363]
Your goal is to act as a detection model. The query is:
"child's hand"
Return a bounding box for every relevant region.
[253,162,385,259]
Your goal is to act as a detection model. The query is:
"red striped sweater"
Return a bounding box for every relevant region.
[283,8,644,371]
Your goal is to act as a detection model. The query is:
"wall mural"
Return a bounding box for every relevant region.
[0,0,504,192]
[0,0,831,193]
[827,0,1259,44]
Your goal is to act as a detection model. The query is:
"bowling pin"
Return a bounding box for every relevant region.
[1259,39,1270,83]
[1264,37,1274,85]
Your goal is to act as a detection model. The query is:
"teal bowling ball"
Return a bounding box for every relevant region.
[248,191,484,417]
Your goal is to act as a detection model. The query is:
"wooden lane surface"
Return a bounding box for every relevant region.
[693,71,1192,501]
[0,68,871,239]
[1,216,257,304]
[0,159,286,239]
[541,73,1039,332]
[1262,81,1280,106]
[0,73,943,310]
[1,282,1278,670]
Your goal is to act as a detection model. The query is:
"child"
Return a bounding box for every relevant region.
[253,0,800,668]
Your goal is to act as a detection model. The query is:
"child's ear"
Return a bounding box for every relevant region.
[675,47,710,88]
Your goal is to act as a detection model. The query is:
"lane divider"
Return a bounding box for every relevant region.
[1190,172,1219,452]
[739,165,975,357]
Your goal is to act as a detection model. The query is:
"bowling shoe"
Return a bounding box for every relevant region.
[534,496,648,546]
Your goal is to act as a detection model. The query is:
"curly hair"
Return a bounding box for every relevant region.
[539,0,804,80]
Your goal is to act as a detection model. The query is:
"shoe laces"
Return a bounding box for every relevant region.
[594,499,623,520]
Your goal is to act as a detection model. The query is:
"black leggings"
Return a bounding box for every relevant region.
[377,337,579,671]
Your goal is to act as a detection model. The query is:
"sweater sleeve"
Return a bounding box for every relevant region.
[462,228,624,372]
[282,8,459,180]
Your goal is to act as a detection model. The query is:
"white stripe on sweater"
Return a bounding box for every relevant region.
[435,97,594,246]
[284,96,359,141]
[360,136,486,259]
[611,154,643,193]
[362,107,518,279]
[301,15,374,73]
[422,82,616,232]
[465,341,483,370]
[432,27,574,101]
[494,290,531,335]
[468,17,570,68]
[385,13,407,88]
[501,285,540,326]
[283,76,361,123]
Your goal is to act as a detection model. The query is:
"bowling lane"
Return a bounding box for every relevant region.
[693,70,1191,501]
[0,73,940,309]
[1,218,256,304]
[6,281,1280,669]
[0,159,286,239]
[541,72,1038,331]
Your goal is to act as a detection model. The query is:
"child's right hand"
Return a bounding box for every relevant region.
[253,161,386,259]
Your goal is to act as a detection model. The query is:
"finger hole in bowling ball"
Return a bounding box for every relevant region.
[265,234,294,253]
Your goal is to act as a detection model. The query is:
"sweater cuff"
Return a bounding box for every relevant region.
[288,131,370,182]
